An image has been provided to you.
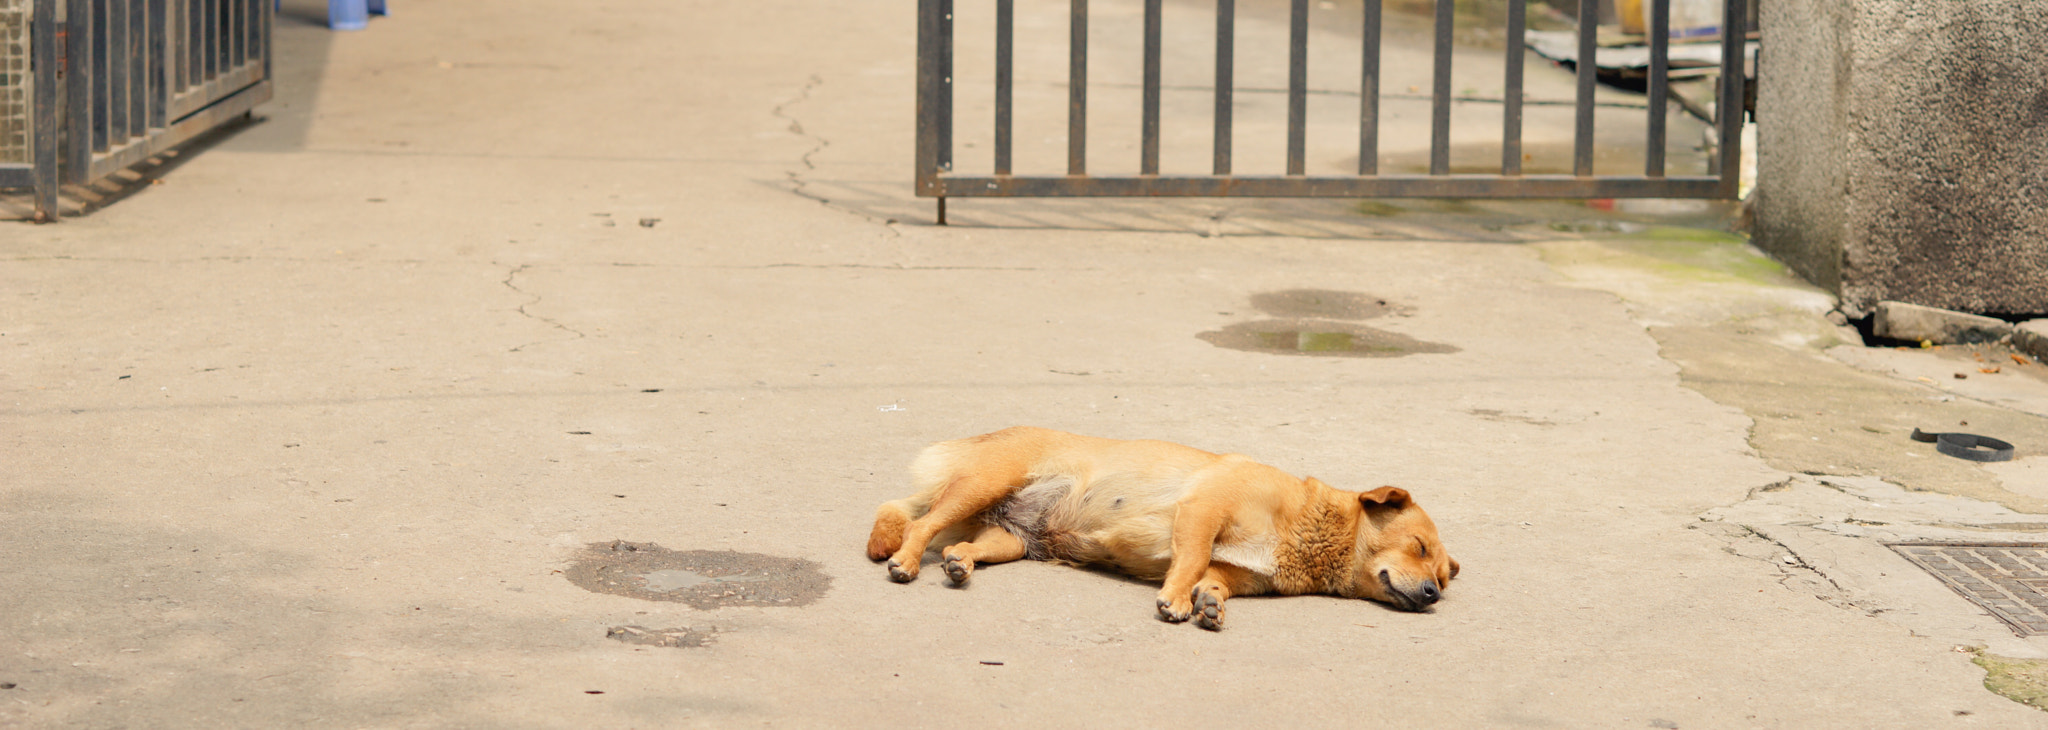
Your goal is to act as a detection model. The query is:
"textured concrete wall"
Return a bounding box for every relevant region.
[1755,0,2048,317]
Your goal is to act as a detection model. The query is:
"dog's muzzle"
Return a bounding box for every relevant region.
[1379,569,1441,612]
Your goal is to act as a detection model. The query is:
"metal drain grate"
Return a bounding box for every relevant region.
[1890,542,2048,636]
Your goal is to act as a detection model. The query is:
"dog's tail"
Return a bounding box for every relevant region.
[866,498,920,560]
[866,446,956,560]
[868,427,1058,561]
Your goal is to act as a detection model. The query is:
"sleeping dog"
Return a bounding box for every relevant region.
[867,427,1457,630]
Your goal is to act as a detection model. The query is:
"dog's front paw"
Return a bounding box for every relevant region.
[941,552,973,585]
[886,557,919,583]
[1192,585,1226,631]
[1155,594,1193,623]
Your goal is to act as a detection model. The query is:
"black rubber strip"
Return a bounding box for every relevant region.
[1912,428,2016,462]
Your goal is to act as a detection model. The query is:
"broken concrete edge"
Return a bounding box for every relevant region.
[1874,301,2014,345]
[1868,301,2048,362]
[2018,321,2048,365]
[1694,473,2048,661]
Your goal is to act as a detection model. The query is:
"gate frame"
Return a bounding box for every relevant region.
[915,0,1751,224]
[0,0,273,222]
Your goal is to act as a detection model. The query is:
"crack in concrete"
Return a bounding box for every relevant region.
[499,263,587,353]
[772,74,910,238]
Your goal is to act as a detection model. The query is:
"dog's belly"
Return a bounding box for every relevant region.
[985,470,1274,582]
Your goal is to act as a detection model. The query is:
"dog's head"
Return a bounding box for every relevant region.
[1345,486,1457,612]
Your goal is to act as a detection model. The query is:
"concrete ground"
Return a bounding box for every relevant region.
[7,0,2048,727]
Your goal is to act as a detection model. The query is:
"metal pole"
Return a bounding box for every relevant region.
[1285,0,1306,176]
[995,0,1012,175]
[1068,0,1087,176]
[1572,0,1598,177]
[1214,0,1233,175]
[1645,0,1668,177]
[1428,0,1453,176]
[31,0,60,221]
[1140,0,1161,175]
[1502,0,1525,176]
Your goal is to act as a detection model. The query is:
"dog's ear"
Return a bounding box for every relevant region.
[1448,557,1461,580]
[1359,486,1410,509]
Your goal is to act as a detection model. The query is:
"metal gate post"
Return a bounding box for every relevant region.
[30,0,59,221]
[914,0,951,224]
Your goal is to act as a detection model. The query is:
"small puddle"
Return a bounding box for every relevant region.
[563,540,829,609]
[1201,289,1458,358]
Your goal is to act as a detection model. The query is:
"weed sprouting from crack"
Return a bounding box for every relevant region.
[500,263,587,352]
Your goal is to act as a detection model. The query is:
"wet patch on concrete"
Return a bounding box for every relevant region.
[564,541,829,609]
[1201,290,1456,358]
[1245,289,1401,320]
[1199,320,1457,358]
[605,624,715,649]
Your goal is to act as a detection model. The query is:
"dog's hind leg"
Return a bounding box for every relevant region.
[886,474,1021,583]
[939,524,1027,585]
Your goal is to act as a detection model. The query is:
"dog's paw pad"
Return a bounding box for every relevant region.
[886,559,916,583]
[1193,588,1225,631]
[941,556,971,585]
[1155,596,1191,623]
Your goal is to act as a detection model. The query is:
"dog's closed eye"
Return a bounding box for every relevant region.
[1415,536,1429,558]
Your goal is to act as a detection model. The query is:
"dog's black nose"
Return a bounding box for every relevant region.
[1418,580,1440,605]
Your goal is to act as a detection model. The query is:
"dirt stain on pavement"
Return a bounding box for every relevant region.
[565,540,829,610]
[1201,289,1457,358]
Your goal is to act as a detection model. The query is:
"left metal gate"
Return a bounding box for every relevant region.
[0,0,271,222]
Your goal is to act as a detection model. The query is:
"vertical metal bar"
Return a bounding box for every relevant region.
[1359,0,1379,175]
[166,0,180,94]
[1285,0,1306,176]
[108,0,129,145]
[994,0,1012,175]
[204,0,216,80]
[231,0,245,68]
[1501,0,1525,175]
[31,0,60,221]
[1645,0,1668,177]
[1714,0,1747,196]
[914,0,945,200]
[1068,0,1087,175]
[1213,0,1233,175]
[186,0,200,85]
[128,0,144,137]
[1140,0,1161,175]
[1428,0,1453,176]
[937,0,951,175]
[1572,0,1597,176]
[67,0,95,176]
[259,0,270,82]
[148,0,166,129]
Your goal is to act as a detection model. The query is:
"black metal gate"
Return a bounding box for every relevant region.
[0,0,271,222]
[915,0,1750,224]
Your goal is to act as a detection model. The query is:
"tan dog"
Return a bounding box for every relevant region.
[866,427,1457,630]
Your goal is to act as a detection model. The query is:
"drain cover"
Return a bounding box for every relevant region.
[1890,542,2048,636]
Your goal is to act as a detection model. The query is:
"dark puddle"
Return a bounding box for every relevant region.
[564,540,830,610]
[1202,289,1458,358]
